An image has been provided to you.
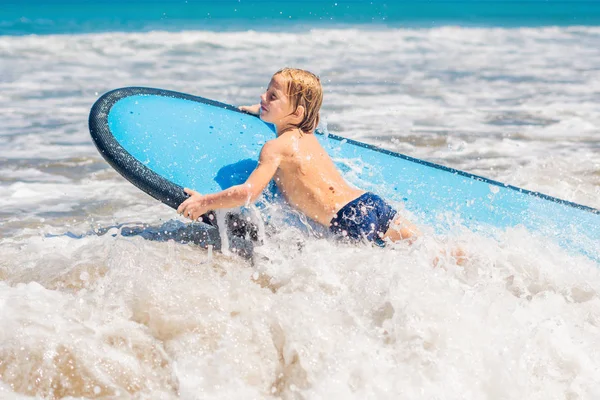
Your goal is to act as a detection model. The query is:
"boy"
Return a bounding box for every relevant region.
[177,68,419,245]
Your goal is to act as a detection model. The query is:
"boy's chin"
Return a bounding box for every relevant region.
[259,114,272,123]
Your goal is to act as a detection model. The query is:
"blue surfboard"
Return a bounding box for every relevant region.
[89,87,599,263]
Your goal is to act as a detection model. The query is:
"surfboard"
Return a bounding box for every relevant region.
[89,87,600,263]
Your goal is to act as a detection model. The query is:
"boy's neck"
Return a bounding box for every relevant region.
[276,126,303,137]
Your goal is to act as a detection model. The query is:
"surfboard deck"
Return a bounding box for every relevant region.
[89,87,600,262]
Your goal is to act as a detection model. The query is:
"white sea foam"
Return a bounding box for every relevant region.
[0,26,599,398]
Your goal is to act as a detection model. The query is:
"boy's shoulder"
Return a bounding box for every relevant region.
[261,131,323,159]
[262,134,295,155]
[257,136,288,162]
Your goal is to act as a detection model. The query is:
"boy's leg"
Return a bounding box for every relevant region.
[384,214,468,266]
[382,214,420,243]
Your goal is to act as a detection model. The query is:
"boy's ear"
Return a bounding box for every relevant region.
[294,105,305,120]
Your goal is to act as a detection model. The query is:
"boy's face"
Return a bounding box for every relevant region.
[259,75,294,126]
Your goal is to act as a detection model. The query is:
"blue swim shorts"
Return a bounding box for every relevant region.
[329,192,397,245]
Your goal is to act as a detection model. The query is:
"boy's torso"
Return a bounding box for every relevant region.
[271,131,365,226]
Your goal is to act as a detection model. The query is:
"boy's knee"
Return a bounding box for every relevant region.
[384,216,420,243]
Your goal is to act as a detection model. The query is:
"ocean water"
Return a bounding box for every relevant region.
[3,0,600,35]
[1,1,600,399]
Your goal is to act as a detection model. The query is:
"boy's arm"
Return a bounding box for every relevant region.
[177,141,281,221]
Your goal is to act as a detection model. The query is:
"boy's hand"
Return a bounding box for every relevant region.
[239,104,260,116]
[177,188,209,221]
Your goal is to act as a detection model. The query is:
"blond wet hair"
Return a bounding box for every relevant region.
[274,68,323,133]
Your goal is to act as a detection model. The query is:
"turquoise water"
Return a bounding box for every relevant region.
[2,0,600,35]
